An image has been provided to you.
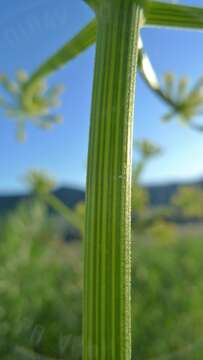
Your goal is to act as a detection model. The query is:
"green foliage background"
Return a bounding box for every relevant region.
[1,200,203,359]
[0,201,82,360]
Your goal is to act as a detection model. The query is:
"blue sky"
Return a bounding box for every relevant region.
[0,0,203,193]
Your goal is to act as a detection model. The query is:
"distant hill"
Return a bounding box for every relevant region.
[0,187,85,216]
[146,178,203,207]
[0,178,203,216]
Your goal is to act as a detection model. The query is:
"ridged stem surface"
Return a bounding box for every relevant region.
[84,1,141,359]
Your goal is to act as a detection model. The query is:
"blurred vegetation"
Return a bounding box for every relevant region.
[25,170,85,238]
[172,186,203,220]
[0,140,202,359]
[22,139,176,244]
[0,72,63,141]
[0,200,82,359]
[0,200,203,358]
[132,139,175,240]
[161,74,203,130]
[133,236,203,359]
[1,70,203,140]
[1,48,187,158]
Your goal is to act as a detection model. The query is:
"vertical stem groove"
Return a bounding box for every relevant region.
[84,1,142,359]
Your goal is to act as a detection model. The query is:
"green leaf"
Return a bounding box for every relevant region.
[145,1,203,30]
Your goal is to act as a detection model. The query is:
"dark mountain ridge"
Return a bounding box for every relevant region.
[146,178,203,207]
[1,178,203,216]
[0,187,85,216]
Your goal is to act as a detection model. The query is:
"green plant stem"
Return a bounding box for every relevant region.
[84,1,142,359]
[146,1,203,30]
[23,20,96,94]
[19,19,179,121]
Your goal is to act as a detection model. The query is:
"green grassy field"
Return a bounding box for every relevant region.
[133,236,203,359]
[0,200,203,359]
